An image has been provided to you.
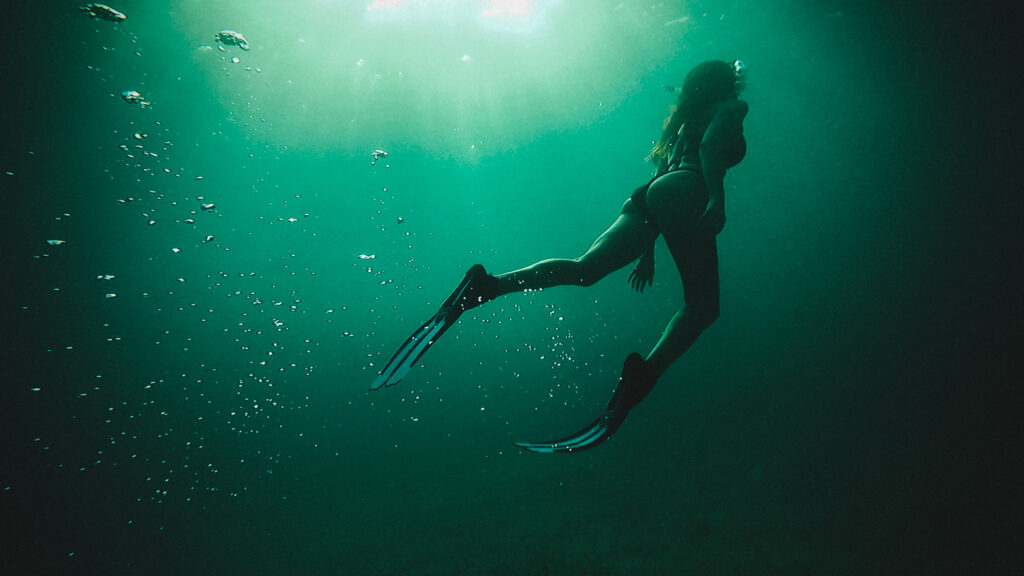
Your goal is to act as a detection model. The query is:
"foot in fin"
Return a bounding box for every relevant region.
[371,264,497,390]
[515,353,656,453]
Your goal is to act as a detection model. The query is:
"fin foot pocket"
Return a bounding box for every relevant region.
[370,264,496,390]
[515,353,656,453]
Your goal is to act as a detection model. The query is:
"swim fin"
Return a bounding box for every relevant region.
[515,353,656,453]
[371,264,496,390]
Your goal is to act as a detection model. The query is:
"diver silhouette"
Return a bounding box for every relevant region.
[374,60,749,452]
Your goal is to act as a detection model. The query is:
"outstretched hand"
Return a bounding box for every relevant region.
[628,249,655,293]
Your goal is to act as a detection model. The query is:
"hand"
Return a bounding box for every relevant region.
[697,203,726,236]
[628,249,655,293]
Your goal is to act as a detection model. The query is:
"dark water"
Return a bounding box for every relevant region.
[1,1,1016,574]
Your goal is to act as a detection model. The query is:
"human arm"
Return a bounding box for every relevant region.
[628,238,655,292]
[698,99,748,235]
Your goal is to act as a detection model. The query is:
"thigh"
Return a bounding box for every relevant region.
[579,209,658,273]
[647,170,720,309]
[669,234,719,311]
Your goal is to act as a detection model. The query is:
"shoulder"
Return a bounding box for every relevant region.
[715,99,748,121]
[703,99,746,134]
[703,100,747,139]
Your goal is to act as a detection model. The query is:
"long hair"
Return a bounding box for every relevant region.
[648,60,743,170]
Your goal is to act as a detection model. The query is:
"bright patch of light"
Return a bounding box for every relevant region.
[479,0,549,34]
[366,0,405,11]
[177,1,691,159]
[480,0,531,19]
[364,0,550,33]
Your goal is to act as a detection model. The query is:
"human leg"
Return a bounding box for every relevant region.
[642,171,720,379]
[494,204,657,297]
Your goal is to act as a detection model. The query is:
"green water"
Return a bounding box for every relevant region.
[1,1,1015,574]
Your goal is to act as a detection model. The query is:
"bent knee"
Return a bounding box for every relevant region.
[569,258,603,287]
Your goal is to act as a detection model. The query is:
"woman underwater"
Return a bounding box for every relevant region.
[373,60,749,452]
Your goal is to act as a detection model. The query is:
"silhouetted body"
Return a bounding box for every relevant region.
[374,60,749,451]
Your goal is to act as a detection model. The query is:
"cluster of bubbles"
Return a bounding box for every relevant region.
[23,5,409,518]
[27,5,587,531]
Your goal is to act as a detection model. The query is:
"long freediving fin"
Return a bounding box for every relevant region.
[513,412,618,453]
[371,264,494,390]
[370,310,451,390]
[515,353,655,453]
